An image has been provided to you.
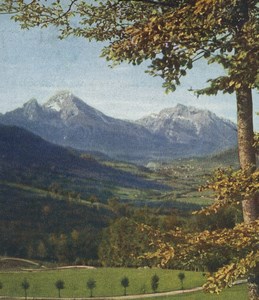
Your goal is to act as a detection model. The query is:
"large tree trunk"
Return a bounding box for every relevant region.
[236,86,259,300]
[236,87,256,171]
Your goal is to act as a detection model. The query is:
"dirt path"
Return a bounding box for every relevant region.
[102,287,203,299]
[0,286,203,300]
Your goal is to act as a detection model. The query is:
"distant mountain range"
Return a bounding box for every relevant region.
[0,91,237,163]
[0,124,164,191]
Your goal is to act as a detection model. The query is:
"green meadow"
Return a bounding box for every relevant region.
[0,266,247,299]
[0,268,205,297]
[141,284,247,300]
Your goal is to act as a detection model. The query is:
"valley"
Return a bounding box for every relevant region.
[0,120,240,266]
[0,95,243,299]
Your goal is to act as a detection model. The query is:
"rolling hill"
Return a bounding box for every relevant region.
[0,124,166,192]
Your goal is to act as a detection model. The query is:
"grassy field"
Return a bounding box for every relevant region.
[175,284,247,299]
[0,268,205,297]
[140,284,247,300]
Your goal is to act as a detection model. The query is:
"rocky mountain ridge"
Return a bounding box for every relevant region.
[137,103,237,153]
[0,91,237,163]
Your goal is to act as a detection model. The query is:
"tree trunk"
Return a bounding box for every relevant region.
[237,87,256,171]
[236,86,259,300]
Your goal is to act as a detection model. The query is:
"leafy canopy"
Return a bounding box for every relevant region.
[151,274,159,292]
[0,0,258,94]
[55,279,65,290]
[141,166,259,293]
[21,278,30,290]
[87,278,96,290]
[121,276,129,288]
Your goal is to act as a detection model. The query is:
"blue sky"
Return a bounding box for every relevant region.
[0,15,258,129]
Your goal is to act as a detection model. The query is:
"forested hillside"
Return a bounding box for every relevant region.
[0,124,240,266]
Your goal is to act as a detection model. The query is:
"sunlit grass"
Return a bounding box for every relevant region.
[139,284,247,300]
[0,268,205,297]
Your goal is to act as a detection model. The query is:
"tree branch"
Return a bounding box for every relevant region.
[122,0,178,8]
[59,0,78,19]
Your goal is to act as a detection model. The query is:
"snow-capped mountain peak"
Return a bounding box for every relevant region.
[0,93,237,163]
[43,91,75,112]
[137,103,237,146]
[42,91,110,122]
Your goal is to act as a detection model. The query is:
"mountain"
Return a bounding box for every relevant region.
[0,124,165,191]
[0,92,237,162]
[0,92,171,162]
[137,104,237,155]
